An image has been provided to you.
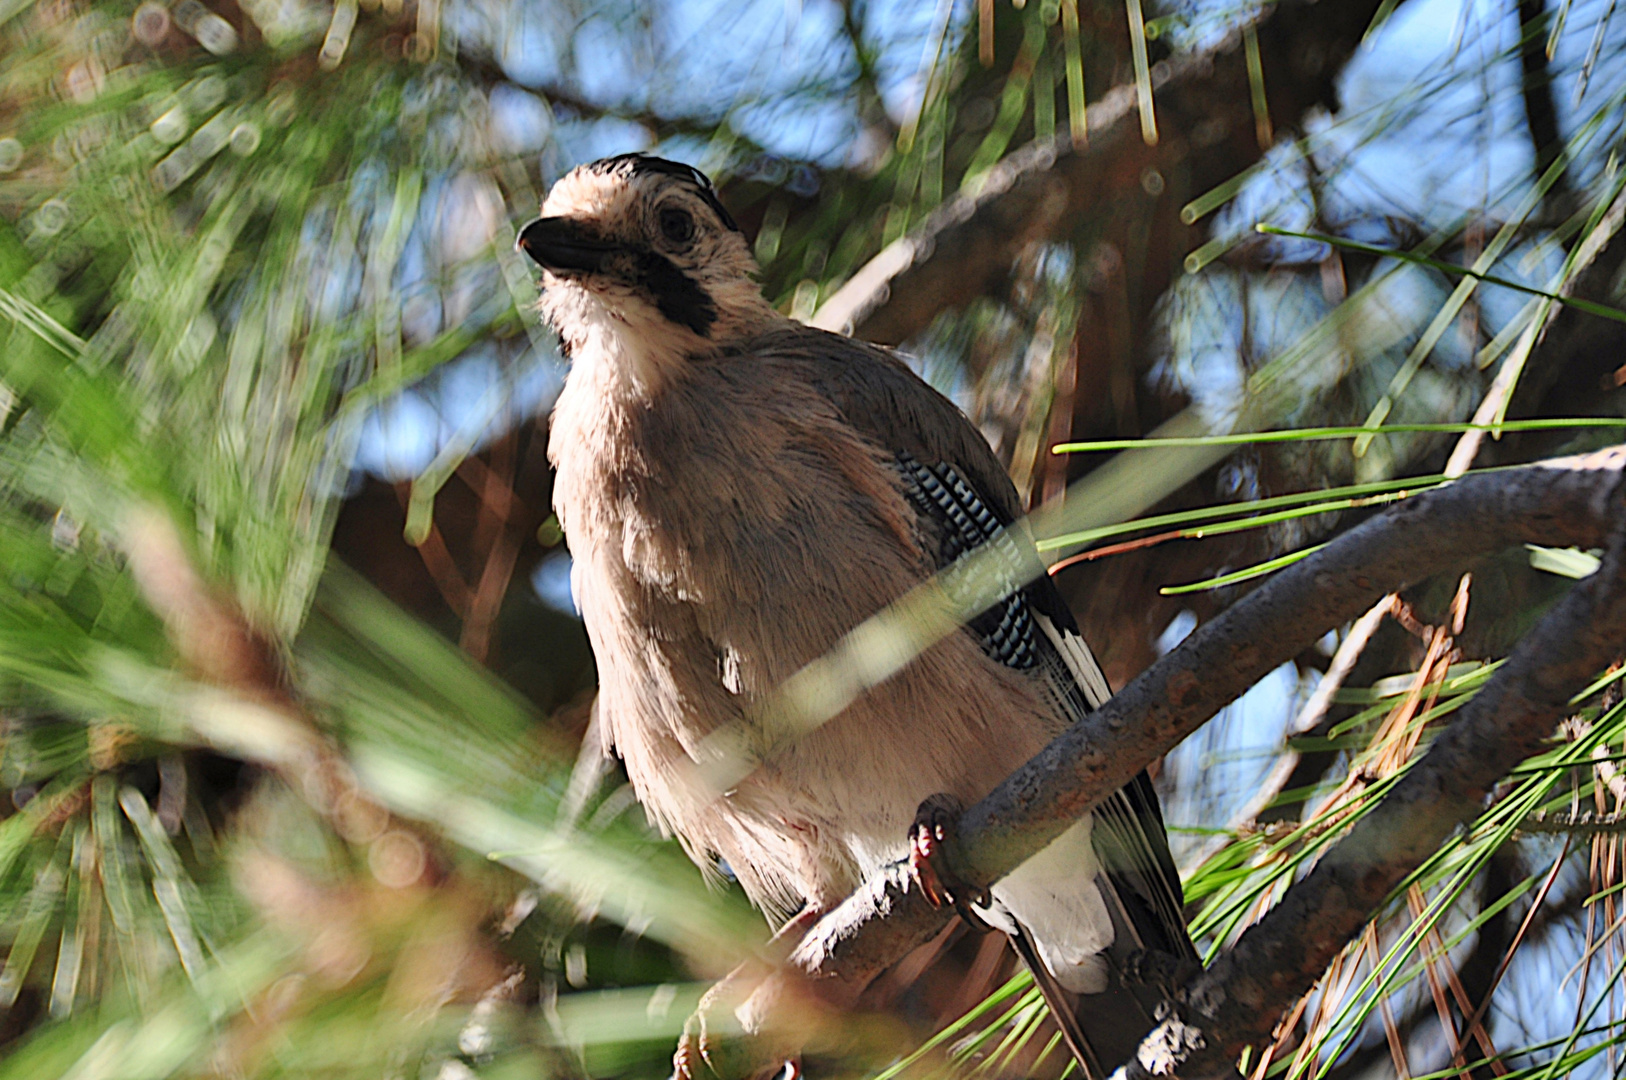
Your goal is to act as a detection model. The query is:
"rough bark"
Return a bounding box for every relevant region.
[959,450,1626,888]
[765,448,1626,1075]
[1138,454,1626,1078]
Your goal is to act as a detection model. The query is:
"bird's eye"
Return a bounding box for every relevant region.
[658,206,695,247]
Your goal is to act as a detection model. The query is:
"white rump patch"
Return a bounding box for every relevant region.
[981,817,1116,994]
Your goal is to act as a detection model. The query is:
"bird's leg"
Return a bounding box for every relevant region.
[908,793,992,930]
[672,906,824,1080]
[766,904,825,957]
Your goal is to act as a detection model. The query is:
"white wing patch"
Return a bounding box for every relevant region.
[1036,613,1112,709]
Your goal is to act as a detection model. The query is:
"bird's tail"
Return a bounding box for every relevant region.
[1006,907,1176,1080]
[1008,923,1107,1080]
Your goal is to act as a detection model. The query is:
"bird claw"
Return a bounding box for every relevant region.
[672,956,814,1080]
[673,1013,797,1080]
[908,793,992,930]
[672,1024,709,1080]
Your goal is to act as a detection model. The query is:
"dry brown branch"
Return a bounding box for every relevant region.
[458,431,525,663]
[809,0,1399,347]
[396,484,476,616]
[1133,456,1626,1078]
[727,448,1626,1078]
[120,505,436,885]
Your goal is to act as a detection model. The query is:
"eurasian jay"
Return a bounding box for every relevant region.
[517,153,1194,1079]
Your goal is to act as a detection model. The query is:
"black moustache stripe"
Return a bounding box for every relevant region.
[633,249,717,336]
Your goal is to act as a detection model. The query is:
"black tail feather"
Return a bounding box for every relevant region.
[1008,922,1104,1080]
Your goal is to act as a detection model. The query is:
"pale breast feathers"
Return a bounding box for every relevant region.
[551,330,1074,918]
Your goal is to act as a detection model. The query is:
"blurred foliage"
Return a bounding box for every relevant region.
[4,0,1626,1077]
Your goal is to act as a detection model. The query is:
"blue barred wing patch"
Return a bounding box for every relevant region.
[899,455,1038,670]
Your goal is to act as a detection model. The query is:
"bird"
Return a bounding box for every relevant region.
[517,153,1195,1079]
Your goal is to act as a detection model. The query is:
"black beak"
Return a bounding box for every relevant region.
[515,217,616,274]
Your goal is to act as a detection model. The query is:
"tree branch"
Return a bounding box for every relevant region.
[1143,461,1626,1078]
[809,0,1400,345]
[120,506,436,873]
[1515,0,1572,212]
[768,448,1626,1071]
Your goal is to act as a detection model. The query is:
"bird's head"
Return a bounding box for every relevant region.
[517,155,775,384]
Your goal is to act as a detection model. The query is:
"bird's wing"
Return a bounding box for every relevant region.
[892,451,1194,974]
[747,323,1192,963]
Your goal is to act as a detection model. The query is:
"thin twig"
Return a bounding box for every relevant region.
[459,431,523,664]
[396,482,474,616]
[1185,596,1395,873]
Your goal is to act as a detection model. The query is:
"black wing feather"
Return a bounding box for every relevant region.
[744,323,1195,1073]
[898,454,1040,670]
[894,455,1191,953]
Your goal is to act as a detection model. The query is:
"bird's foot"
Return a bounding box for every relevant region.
[908,793,992,930]
[671,1019,712,1080]
[672,971,793,1080]
[673,1019,795,1080]
[671,920,832,1080]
